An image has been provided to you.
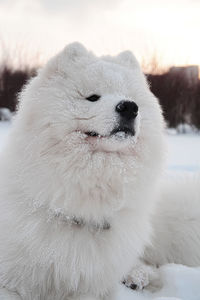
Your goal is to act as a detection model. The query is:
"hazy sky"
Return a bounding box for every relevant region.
[0,0,200,70]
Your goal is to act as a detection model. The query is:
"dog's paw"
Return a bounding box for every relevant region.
[123,265,150,290]
[123,264,162,291]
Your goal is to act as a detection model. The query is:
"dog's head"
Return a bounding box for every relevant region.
[14,43,166,216]
[20,42,164,155]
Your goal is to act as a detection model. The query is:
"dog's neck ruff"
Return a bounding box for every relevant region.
[52,211,111,231]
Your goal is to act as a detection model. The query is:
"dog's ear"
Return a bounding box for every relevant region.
[116,50,140,69]
[42,42,93,79]
[62,42,89,63]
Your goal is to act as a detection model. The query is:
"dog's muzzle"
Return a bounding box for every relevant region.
[85,100,138,138]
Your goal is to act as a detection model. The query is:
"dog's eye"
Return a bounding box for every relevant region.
[86,94,101,102]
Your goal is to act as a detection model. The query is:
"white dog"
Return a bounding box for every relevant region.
[0,43,199,300]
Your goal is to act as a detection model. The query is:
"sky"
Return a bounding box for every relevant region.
[0,0,200,71]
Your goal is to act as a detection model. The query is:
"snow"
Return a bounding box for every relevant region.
[0,121,200,300]
[0,121,11,151]
[167,133,200,173]
[117,265,200,300]
[0,108,12,121]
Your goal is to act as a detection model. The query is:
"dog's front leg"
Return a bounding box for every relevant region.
[0,288,22,300]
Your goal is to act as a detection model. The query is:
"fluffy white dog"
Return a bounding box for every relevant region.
[0,43,199,300]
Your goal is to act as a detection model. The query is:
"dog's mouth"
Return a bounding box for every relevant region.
[111,126,135,137]
[85,131,102,138]
[85,126,135,139]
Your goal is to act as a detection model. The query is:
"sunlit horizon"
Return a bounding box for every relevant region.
[0,0,200,72]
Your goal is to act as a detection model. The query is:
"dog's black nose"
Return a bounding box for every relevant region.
[116,101,138,120]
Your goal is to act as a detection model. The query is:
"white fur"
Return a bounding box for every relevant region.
[125,173,200,290]
[0,43,165,299]
[145,173,200,266]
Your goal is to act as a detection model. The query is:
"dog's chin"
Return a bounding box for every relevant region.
[83,128,139,153]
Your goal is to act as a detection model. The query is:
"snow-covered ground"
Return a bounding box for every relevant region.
[0,121,200,300]
[167,133,200,173]
[0,121,11,150]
